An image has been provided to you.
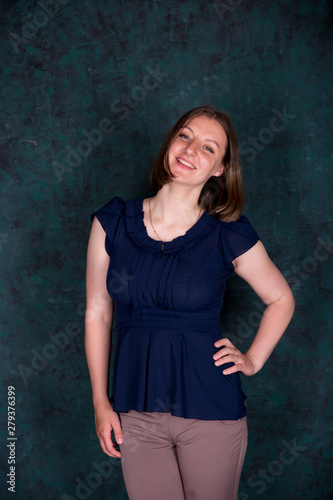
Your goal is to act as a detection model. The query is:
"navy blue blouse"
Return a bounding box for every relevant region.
[91,196,260,420]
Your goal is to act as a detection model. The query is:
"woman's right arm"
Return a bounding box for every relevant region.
[85,217,123,458]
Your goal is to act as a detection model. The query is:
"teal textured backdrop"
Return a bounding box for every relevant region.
[0,0,332,498]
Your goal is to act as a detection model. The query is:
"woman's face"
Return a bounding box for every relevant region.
[167,115,228,188]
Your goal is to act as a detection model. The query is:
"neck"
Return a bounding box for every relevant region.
[149,183,203,223]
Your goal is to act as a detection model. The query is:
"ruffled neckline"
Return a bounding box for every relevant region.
[124,197,219,253]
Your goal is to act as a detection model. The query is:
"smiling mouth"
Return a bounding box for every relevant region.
[176,158,196,169]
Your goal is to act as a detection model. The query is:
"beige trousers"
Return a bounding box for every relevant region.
[119,410,248,500]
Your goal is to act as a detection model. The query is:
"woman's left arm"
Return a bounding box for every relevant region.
[213,240,295,376]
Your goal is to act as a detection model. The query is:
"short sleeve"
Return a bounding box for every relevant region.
[90,196,125,255]
[219,215,260,270]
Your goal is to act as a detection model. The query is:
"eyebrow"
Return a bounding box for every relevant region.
[182,125,220,149]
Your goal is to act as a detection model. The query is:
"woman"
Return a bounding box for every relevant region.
[85,105,295,500]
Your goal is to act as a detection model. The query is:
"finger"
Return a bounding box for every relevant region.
[214,337,233,348]
[222,364,241,375]
[112,419,124,446]
[111,440,122,458]
[100,436,122,458]
[100,438,122,458]
[99,438,114,457]
[213,351,239,365]
[214,354,243,366]
[101,430,122,458]
[213,346,237,360]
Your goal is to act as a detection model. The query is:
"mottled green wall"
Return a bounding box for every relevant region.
[0,0,332,499]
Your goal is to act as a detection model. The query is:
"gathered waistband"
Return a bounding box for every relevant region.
[115,317,221,335]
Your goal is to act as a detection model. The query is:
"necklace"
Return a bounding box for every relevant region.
[148,198,202,251]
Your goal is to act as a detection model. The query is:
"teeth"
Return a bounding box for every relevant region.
[177,158,195,169]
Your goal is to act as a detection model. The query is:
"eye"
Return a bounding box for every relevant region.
[179,133,190,140]
[204,145,214,153]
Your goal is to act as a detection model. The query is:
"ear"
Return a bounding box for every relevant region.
[212,163,227,177]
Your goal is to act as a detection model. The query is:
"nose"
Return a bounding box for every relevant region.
[185,140,197,156]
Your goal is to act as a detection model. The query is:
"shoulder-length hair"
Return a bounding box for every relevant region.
[150,105,244,222]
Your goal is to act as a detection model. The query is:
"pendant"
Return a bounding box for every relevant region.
[161,242,164,251]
